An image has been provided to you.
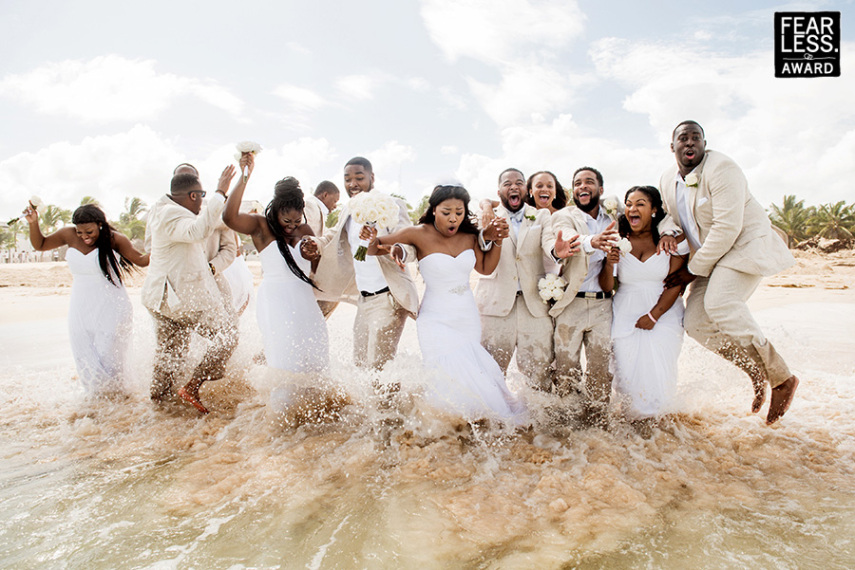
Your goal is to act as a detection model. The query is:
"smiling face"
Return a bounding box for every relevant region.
[277,207,303,237]
[343,165,374,198]
[75,222,100,247]
[530,172,557,211]
[498,169,526,213]
[624,190,657,234]
[433,198,466,236]
[572,169,603,214]
[671,123,706,176]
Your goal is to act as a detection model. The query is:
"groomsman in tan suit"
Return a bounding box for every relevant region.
[142,165,241,414]
[475,168,583,391]
[660,120,799,424]
[304,181,341,319]
[313,157,418,370]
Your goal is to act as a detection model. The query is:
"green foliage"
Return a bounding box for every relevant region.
[769,195,813,246]
[39,204,72,233]
[116,197,149,240]
[80,196,100,206]
[808,200,855,240]
[326,208,340,229]
[410,195,430,224]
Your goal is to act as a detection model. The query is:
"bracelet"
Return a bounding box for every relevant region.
[647,311,657,323]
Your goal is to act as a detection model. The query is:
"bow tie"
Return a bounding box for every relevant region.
[508,208,526,224]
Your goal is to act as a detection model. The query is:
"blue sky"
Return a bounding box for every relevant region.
[0,0,852,220]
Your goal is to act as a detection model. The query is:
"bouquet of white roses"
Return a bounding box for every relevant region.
[603,197,619,218]
[538,273,567,304]
[349,192,400,261]
[9,195,44,225]
[234,141,263,181]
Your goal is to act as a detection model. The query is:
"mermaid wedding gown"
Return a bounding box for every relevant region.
[66,248,133,396]
[417,249,526,423]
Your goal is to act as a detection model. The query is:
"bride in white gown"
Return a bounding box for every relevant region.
[365,184,527,423]
[223,156,346,424]
[24,203,149,396]
[600,186,689,419]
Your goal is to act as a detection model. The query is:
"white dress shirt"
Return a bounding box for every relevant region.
[578,207,612,293]
[347,215,389,294]
[674,172,703,252]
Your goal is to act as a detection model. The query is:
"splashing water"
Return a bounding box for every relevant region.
[1,286,854,569]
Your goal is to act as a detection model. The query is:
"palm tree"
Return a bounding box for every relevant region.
[411,195,430,224]
[117,197,148,240]
[39,204,72,233]
[80,196,100,206]
[808,201,855,240]
[769,195,812,246]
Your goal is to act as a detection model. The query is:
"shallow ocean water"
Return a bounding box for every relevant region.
[1,288,853,569]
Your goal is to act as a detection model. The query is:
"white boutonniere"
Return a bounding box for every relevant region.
[524,207,536,222]
[603,198,618,218]
[684,172,699,188]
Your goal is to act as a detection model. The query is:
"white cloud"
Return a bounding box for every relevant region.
[335,75,376,101]
[272,84,328,111]
[466,61,575,126]
[361,141,417,198]
[0,55,243,122]
[440,145,459,155]
[420,0,585,64]
[0,125,181,220]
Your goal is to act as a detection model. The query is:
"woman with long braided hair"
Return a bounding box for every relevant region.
[223,155,346,424]
[24,202,149,396]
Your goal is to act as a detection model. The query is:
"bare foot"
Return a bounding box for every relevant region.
[751,380,766,414]
[178,386,209,415]
[766,376,799,425]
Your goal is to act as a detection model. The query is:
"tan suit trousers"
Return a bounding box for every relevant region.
[553,297,613,405]
[685,266,791,388]
[481,294,554,391]
[353,291,408,370]
[149,308,239,400]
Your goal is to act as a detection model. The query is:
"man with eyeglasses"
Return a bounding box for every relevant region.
[142,162,245,414]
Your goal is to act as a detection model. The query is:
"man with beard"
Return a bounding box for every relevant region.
[550,166,681,426]
[659,120,798,424]
[474,168,581,391]
[312,157,419,371]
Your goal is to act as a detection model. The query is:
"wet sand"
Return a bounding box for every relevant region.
[0,250,853,568]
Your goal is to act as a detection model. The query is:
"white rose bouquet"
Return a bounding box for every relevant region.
[9,195,44,225]
[234,141,263,181]
[603,198,619,218]
[613,236,633,276]
[538,273,567,305]
[349,192,400,261]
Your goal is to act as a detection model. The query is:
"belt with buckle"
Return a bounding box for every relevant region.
[575,291,612,300]
[361,286,390,298]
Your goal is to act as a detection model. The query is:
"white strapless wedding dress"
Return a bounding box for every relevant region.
[66,248,133,396]
[417,249,526,423]
[611,251,684,418]
[256,242,329,374]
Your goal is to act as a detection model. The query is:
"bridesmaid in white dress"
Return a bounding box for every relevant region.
[365,184,529,423]
[223,155,343,422]
[599,186,689,420]
[24,203,149,396]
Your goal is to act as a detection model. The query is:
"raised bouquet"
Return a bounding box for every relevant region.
[613,236,633,276]
[349,192,400,261]
[234,141,263,181]
[538,273,567,304]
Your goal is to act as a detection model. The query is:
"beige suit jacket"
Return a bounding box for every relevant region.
[303,195,328,238]
[659,150,794,278]
[546,206,591,318]
[141,194,227,318]
[312,193,419,316]
[474,204,558,318]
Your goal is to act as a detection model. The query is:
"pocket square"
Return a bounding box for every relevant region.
[697,197,709,207]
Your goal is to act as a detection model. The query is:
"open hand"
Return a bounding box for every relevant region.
[657,234,679,255]
[217,165,237,195]
[554,230,581,258]
[591,221,619,251]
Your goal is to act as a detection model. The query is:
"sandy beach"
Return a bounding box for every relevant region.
[0,250,853,568]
